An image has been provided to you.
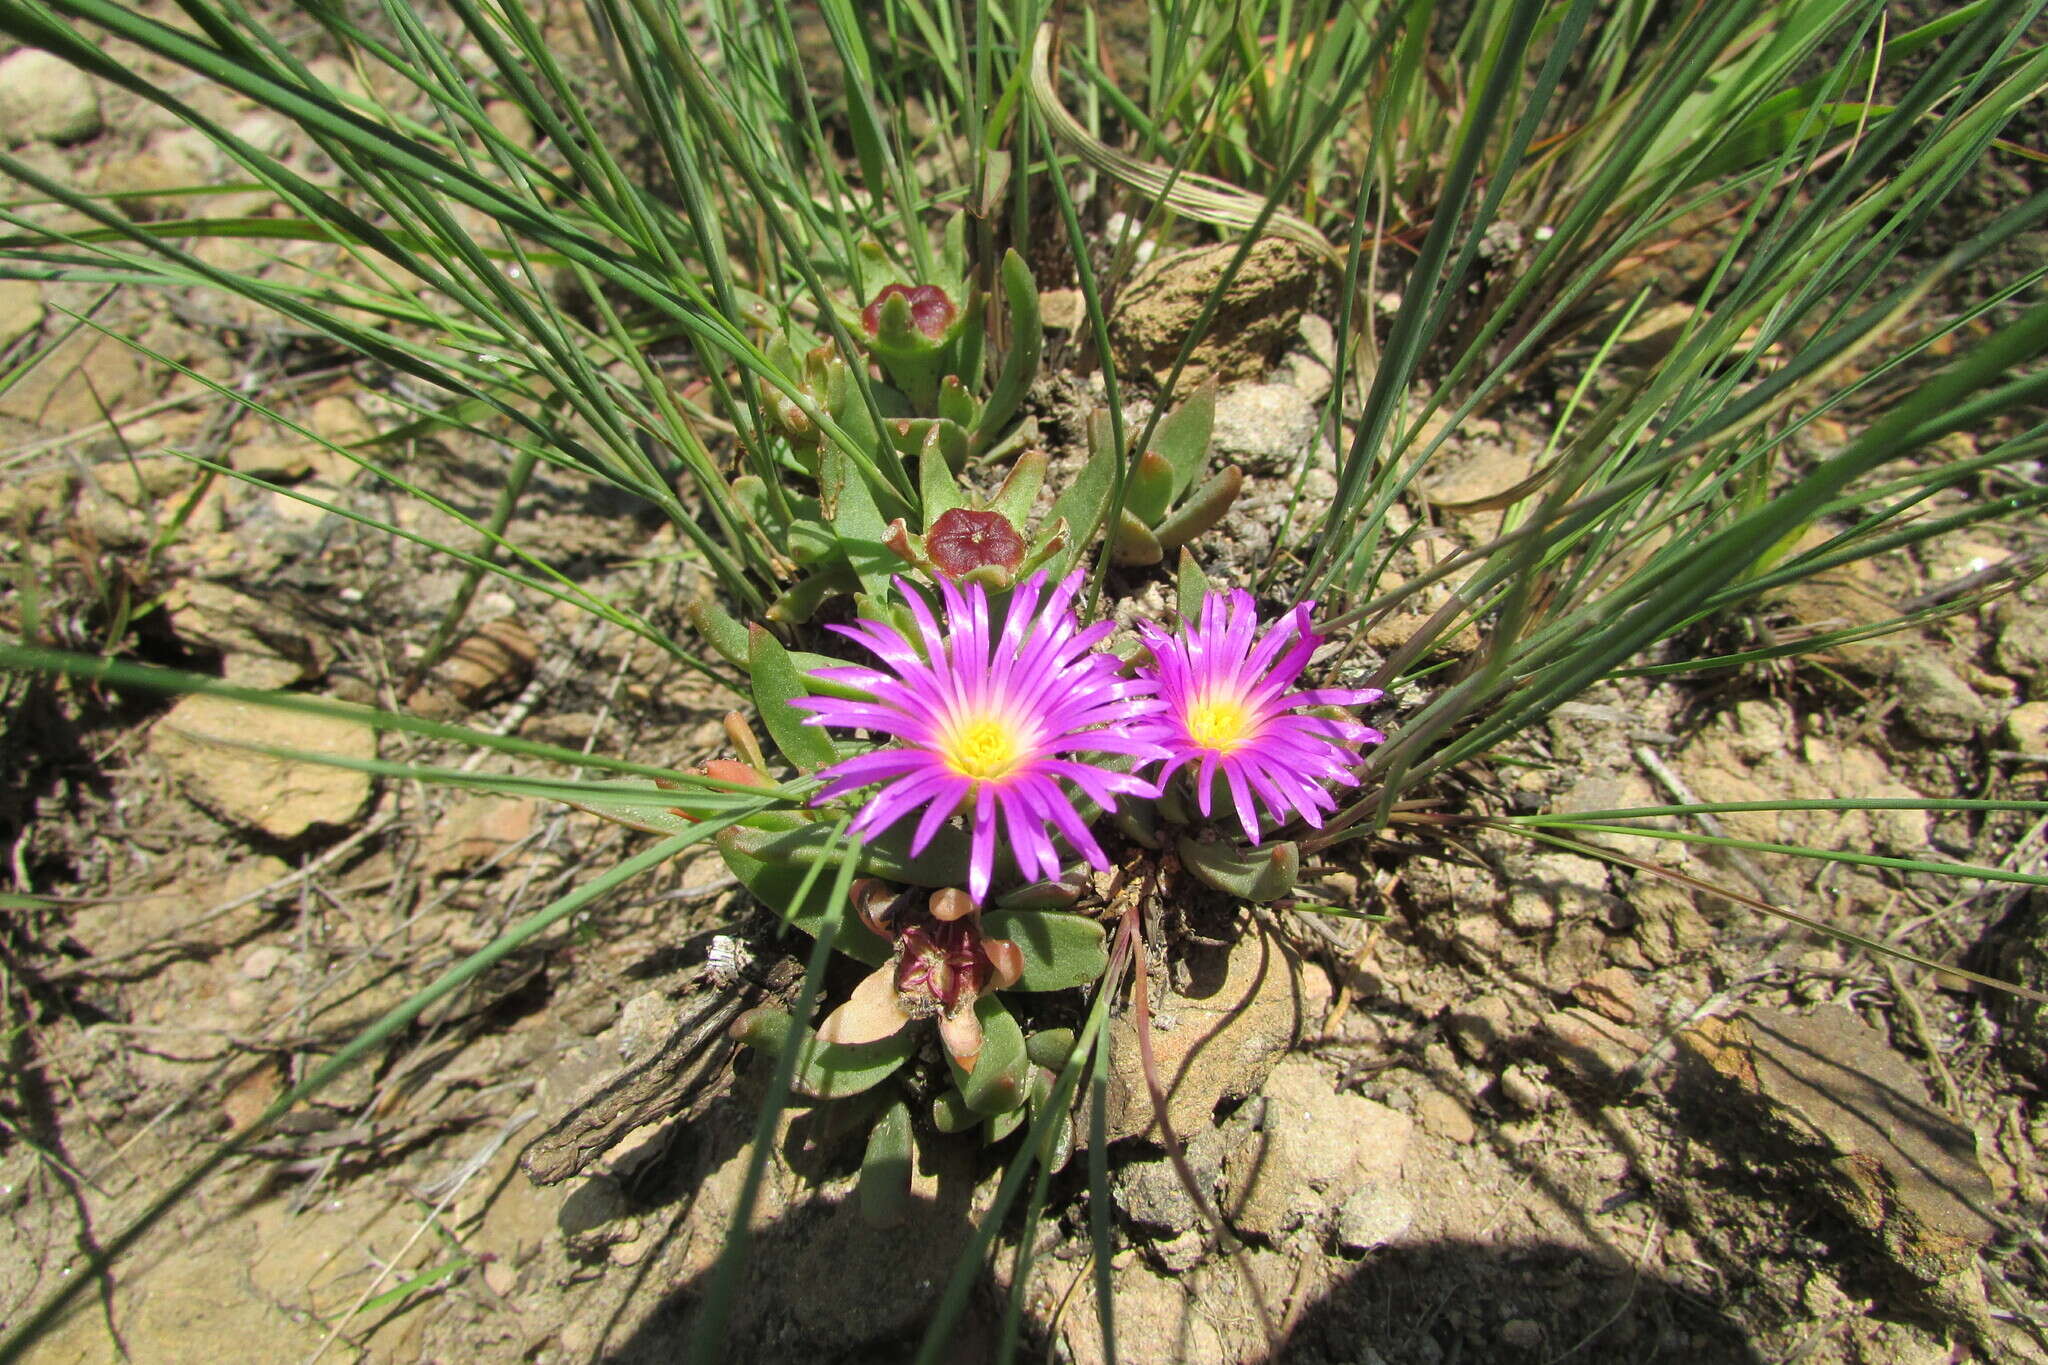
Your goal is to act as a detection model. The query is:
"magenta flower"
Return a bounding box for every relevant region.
[795,570,1166,902]
[1133,590,1384,842]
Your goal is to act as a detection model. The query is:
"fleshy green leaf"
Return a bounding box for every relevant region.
[950,994,1029,1116]
[796,1029,917,1102]
[1177,835,1299,902]
[932,1087,976,1133]
[722,819,973,890]
[1110,510,1164,567]
[715,827,889,966]
[975,249,1044,451]
[749,625,839,772]
[687,598,751,669]
[820,448,897,598]
[1176,548,1212,622]
[981,909,1108,991]
[1125,449,1176,525]
[859,1097,914,1226]
[1151,380,1216,500]
[1153,466,1243,553]
[919,433,966,521]
[1025,1028,1077,1070]
[989,449,1048,530]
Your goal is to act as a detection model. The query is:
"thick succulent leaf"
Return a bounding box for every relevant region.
[989,449,1048,529]
[1110,510,1164,567]
[859,1097,915,1226]
[919,433,966,520]
[763,565,858,625]
[974,249,1044,451]
[1043,412,1118,571]
[820,448,897,598]
[937,374,978,429]
[732,1006,914,1101]
[715,827,889,965]
[1153,465,1243,553]
[1152,380,1216,500]
[1176,548,1212,623]
[1125,449,1177,525]
[1177,835,1300,902]
[723,819,973,890]
[948,994,1029,1116]
[1025,1028,1077,1070]
[984,1097,1028,1144]
[749,625,839,772]
[787,651,877,701]
[1026,1066,1075,1172]
[980,909,1108,991]
[687,597,750,669]
[931,1087,977,1133]
[796,1028,917,1102]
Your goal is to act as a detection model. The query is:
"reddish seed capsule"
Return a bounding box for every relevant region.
[861,283,957,340]
[924,507,1026,580]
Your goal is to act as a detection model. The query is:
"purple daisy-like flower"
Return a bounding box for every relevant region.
[794,570,1166,902]
[1132,589,1385,843]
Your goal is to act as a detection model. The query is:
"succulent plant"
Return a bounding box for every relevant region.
[882,449,1066,589]
[1101,383,1243,567]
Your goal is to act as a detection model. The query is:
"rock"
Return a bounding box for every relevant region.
[1414,1091,1477,1145]
[1677,1006,1998,1327]
[1209,382,1320,472]
[0,50,102,144]
[1115,1125,1233,1237]
[150,693,375,840]
[0,278,41,349]
[305,394,373,483]
[1110,239,1321,387]
[94,135,211,220]
[424,795,538,872]
[1218,1057,1411,1239]
[1894,652,1987,742]
[558,1174,639,1257]
[1419,436,1538,509]
[1334,1183,1414,1253]
[1541,921,1609,994]
[0,326,148,429]
[1982,889,2048,1083]
[1504,851,1616,932]
[88,455,194,506]
[482,98,535,148]
[1763,526,1901,675]
[2004,701,2048,756]
[1500,1319,1545,1350]
[229,439,316,481]
[1627,878,1713,965]
[1101,919,1310,1143]
[239,944,286,980]
[1571,967,1646,1024]
[1445,994,1519,1064]
[1038,288,1084,330]
[408,617,541,718]
[1994,605,2048,697]
[1534,1008,1648,1087]
[1497,1062,1556,1113]
[163,579,334,688]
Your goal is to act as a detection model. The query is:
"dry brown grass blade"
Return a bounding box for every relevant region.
[1026,25,1342,269]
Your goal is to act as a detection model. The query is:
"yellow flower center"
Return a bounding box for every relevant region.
[1185,694,1257,753]
[942,715,1024,781]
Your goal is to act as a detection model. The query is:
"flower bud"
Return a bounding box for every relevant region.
[861,283,956,340]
